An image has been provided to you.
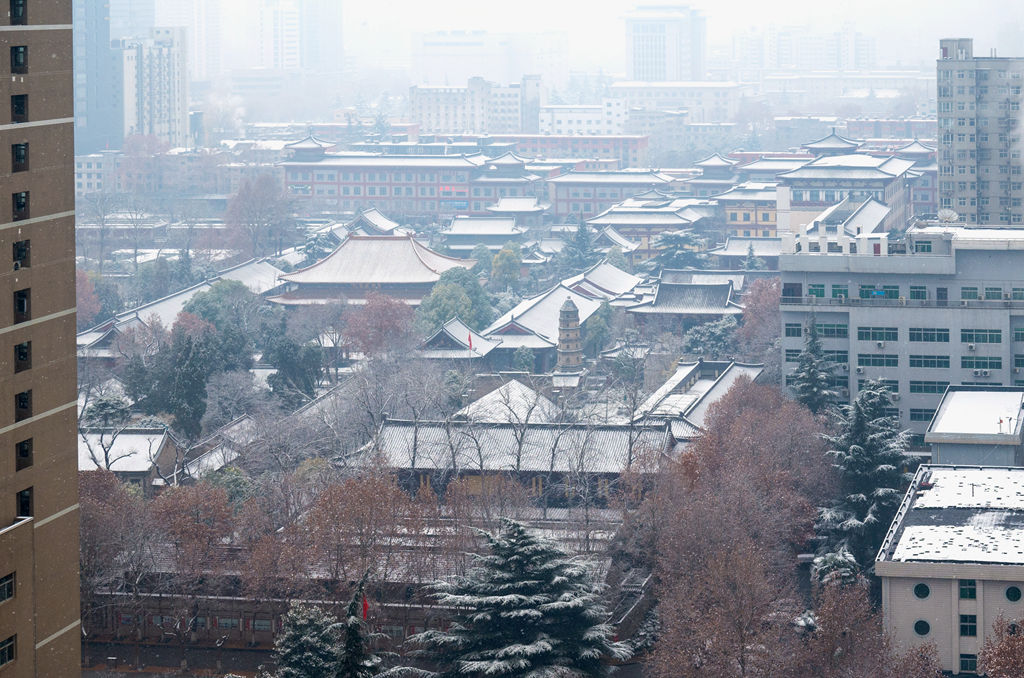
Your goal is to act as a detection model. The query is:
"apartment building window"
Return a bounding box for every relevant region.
[909,355,950,368]
[914,241,932,253]
[962,356,1002,369]
[784,323,802,338]
[13,341,29,372]
[910,380,950,394]
[807,284,824,298]
[14,390,30,421]
[12,288,29,323]
[785,349,800,363]
[11,143,27,172]
[9,45,26,74]
[960,614,977,637]
[14,439,31,471]
[823,350,848,364]
[962,329,1001,343]
[910,409,937,422]
[961,286,979,300]
[15,487,31,517]
[0,635,13,667]
[12,239,28,268]
[857,327,898,342]
[960,654,978,673]
[831,284,848,298]
[960,579,977,599]
[985,286,1004,300]
[12,190,28,220]
[10,94,26,123]
[858,354,898,368]
[9,0,25,25]
[0,573,12,603]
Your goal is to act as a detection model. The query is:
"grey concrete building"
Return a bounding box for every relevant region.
[937,38,1024,225]
[781,222,1024,442]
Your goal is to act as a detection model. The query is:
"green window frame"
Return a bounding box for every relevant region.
[807,283,825,298]
[784,323,802,338]
[857,327,898,342]
[910,409,936,421]
[914,241,932,253]
[909,285,927,300]
[817,323,848,338]
[962,356,1002,369]
[985,286,1004,300]
[962,329,1002,343]
[909,355,950,368]
[824,350,848,364]
[785,349,801,363]
[910,380,950,394]
[831,284,848,299]
[857,354,899,367]
[961,286,979,300]
[910,328,950,342]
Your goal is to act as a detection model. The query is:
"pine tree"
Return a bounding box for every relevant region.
[338,575,385,678]
[403,519,628,678]
[816,379,910,572]
[741,243,766,270]
[645,229,706,274]
[273,603,342,678]
[790,312,835,414]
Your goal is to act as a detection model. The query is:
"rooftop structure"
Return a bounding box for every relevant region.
[271,235,473,306]
[442,216,527,254]
[347,207,404,236]
[456,379,559,424]
[801,129,864,156]
[562,261,644,302]
[925,386,1024,466]
[419,317,502,361]
[877,464,1024,674]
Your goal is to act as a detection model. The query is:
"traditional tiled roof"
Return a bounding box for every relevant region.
[486,196,550,214]
[709,237,783,258]
[548,170,675,185]
[694,153,738,168]
[779,154,915,181]
[279,234,473,286]
[627,282,743,316]
[370,420,672,474]
[420,317,501,359]
[456,380,558,423]
[562,261,643,300]
[711,182,778,203]
[347,207,401,235]
[444,216,524,237]
[483,284,603,346]
[78,428,173,473]
[802,130,863,152]
[895,139,936,156]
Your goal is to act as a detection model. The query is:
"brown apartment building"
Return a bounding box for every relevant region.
[0,0,81,676]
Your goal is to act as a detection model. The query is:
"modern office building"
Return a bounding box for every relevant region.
[408,76,543,135]
[877,465,1024,675]
[625,4,706,81]
[937,38,1024,225]
[2,1,82,675]
[781,223,1024,442]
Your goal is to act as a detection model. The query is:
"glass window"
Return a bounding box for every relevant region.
[910,286,927,300]
[857,327,898,342]
[910,409,936,422]
[960,579,977,599]
[817,324,848,338]
[914,241,932,253]
[985,286,1004,300]
[909,355,950,368]
[1007,586,1022,602]
[785,349,801,363]
[857,354,899,367]
[960,614,977,636]
[807,284,825,298]
[961,286,979,300]
[914,620,930,636]
[0,573,12,603]
[960,654,978,672]
[962,329,1001,343]
[910,381,950,394]
[0,636,13,667]
[910,328,950,342]
[962,356,1002,369]
[831,285,848,298]
[913,583,930,599]
[784,323,802,338]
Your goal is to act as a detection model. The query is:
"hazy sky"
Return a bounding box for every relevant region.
[336,0,1023,71]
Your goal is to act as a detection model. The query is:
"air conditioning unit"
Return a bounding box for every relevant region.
[1006,292,1013,300]
[855,366,865,374]
[842,364,849,371]
[962,300,970,307]
[876,341,885,349]
[1015,367,1021,374]
[973,369,982,377]
[892,394,901,402]
[982,369,990,377]
[968,343,977,351]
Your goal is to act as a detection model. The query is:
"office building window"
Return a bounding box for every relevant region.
[960,614,977,636]
[960,579,977,599]
[858,379,898,393]
[910,328,950,342]
[816,323,848,338]
[0,573,12,603]
[910,408,936,421]
[10,94,26,123]
[910,285,927,300]
[784,323,802,338]
[857,327,898,342]
[909,355,949,368]
[962,329,1001,343]
[910,381,950,394]
[857,354,899,367]
[807,284,824,298]
[15,487,31,517]
[962,356,1002,369]
[10,143,27,172]
[831,284,848,298]
[14,439,31,471]
[985,286,1004,300]
[9,0,26,25]
[961,286,979,300]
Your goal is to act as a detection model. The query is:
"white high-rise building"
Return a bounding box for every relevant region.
[300,0,344,73]
[258,0,302,70]
[156,0,224,82]
[118,27,190,146]
[625,4,706,81]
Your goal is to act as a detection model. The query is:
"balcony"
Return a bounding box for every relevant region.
[780,252,957,275]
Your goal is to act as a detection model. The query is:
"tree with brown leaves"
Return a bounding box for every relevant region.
[980,614,1024,678]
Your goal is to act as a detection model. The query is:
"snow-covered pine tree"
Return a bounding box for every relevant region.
[790,311,835,414]
[400,519,628,678]
[338,574,386,678]
[273,602,341,678]
[816,379,911,572]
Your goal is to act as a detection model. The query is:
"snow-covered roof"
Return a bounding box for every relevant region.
[420,317,502,359]
[486,197,550,214]
[709,237,782,258]
[78,428,171,473]
[636,360,764,428]
[562,261,643,301]
[456,380,558,423]
[878,465,1024,567]
[279,235,473,286]
[347,208,402,235]
[444,216,524,236]
[694,153,737,168]
[926,387,1024,445]
[483,284,603,345]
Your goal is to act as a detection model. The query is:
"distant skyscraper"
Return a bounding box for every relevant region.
[108,0,157,39]
[938,38,1024,225]
[258,0,302,70]
[299,0,344,74]
[156,0,225,82]
[2,0,83,675]
[120,28,191,146]
[74,0,123,152]
[625,4,706,81]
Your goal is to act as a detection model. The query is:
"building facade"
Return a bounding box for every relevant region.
[408,76,543,135]
[625,4,706,81]
[937,38,1024,225]
[1,0,82,675]
[781,224,1024,442]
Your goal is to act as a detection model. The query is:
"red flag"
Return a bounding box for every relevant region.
[362,594,369,620]
[468,333,473,350]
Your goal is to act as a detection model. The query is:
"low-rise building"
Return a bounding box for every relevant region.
[441,216,526,254]
[877,465,1024,675]
[925,386,1024,466]
[547,170,677,219]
